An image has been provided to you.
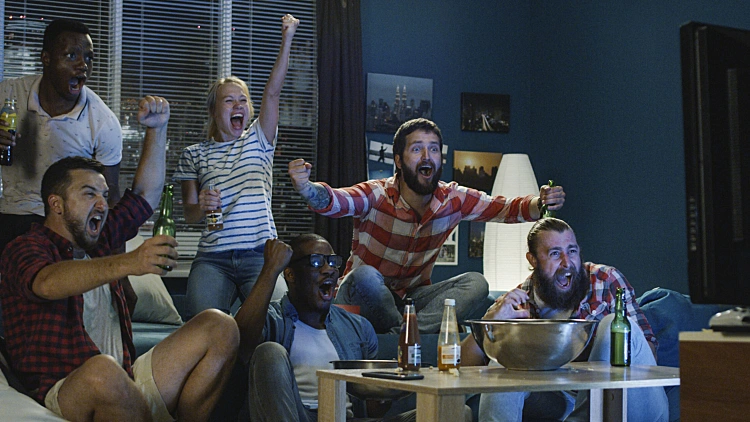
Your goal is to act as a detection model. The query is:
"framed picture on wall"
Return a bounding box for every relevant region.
[366,73,433,133]
[435,226,459,266]
[367,138,395,180]
[460,92,510,133]
[453,150,503,194]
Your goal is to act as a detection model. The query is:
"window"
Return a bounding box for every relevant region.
[2,0,318,254]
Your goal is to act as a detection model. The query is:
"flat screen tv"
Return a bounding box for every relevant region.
[680,21,750,330]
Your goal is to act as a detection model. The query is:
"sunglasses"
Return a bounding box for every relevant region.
[292,254,344,269]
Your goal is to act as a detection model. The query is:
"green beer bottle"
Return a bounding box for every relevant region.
[541,180,555,218]
[610,287,631,366]
[153,184,175,271]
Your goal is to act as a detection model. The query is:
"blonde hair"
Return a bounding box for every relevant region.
[205,76,254,141]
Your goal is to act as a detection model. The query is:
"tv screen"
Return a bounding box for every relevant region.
[680,21,750,313]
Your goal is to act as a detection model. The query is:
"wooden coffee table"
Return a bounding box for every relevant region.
[317,362,679,422]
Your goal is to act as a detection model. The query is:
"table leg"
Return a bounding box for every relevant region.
[590,388,628,422]
[416,393,465,422]
[318,377,347,422]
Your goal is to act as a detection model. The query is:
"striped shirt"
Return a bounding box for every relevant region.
[174,119,277,252]
[519,262,658,349]
[317,177,537,296]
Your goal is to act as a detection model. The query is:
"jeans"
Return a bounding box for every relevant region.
[248,342,314,422]
[333,265,489,333]
[478,314,669,422]
[184,247,264,320]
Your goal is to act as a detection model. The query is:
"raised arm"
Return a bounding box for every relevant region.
[258,14,299,143]
[131,96,170,210]
[234,238,293,364]
[288,158,331,210]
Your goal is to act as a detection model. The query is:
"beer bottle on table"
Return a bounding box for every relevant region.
[541,179,555,218]
[205,183,224,231]
[398,298,421,371]
[438,298,461,371]
[153,184,176,271]
[610,287,631,366]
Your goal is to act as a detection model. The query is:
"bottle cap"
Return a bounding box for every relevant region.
[405,298,415,306]
[444,298,455,306]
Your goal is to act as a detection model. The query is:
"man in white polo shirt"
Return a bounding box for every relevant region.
[0,18,122,255]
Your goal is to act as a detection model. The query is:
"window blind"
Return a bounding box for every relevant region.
[2,0,318,251]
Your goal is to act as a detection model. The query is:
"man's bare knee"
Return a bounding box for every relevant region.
[191,308,240,350]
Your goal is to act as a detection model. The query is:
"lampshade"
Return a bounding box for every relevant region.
[483,154,539,291]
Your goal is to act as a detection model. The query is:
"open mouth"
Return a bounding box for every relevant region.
[69,76,86,94]
[230,113,244,130]
[319,280,336,301]
[418,162,434,177]
[555,270,573,290]
[87,215,103,235]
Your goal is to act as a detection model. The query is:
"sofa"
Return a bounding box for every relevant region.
[0,276,730,421]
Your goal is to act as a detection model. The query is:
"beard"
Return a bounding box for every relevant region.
[63,211,99,250]
[401,161,442,195]
[532,263,589,312]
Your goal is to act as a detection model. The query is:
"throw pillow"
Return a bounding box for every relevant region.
[126,235,183,325]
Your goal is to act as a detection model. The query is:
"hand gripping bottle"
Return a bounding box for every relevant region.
[153,184,176,271]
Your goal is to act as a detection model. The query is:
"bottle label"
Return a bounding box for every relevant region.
[408,344,421,366]
[439,344,461,365]
[206,210,223,227]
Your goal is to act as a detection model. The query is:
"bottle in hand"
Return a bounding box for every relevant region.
[610,287,631,366]
[541,179,555,218]
[0,98,17,166]
[438,298,461,371]
[205,183,224,231]
[153,184,176,271]
[398,298,421,371]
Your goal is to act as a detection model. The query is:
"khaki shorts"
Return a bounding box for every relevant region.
[45,348,174,422]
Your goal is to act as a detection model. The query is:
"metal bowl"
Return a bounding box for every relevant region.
[468,319,598,371]
[330,360,412,401]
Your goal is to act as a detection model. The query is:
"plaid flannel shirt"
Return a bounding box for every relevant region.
[0,189,152,403]
[317,177,536,296]
[519,262,658,350]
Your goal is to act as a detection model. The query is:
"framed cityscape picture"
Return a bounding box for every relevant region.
[366,73,433,133]
[453,150,503,194]
[460,92,510,132]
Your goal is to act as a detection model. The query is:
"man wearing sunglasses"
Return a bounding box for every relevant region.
[235,234,416,421]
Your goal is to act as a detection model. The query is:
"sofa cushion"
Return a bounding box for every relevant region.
[637,287,729,368]
[129,273,183,325]
[1,346,66,421]
[127,236,183,325]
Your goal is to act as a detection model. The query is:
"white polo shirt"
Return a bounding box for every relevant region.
[0,75,122,216]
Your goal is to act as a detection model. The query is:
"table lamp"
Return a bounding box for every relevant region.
[483,153,538,292]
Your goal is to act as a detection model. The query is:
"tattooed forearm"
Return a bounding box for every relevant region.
[299,182,331,210]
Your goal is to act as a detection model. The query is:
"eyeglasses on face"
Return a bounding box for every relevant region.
[292,254,344,269]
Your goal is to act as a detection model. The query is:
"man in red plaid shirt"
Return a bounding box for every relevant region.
[288,118,565,333]
[0,96,238,422]
[461,218,668,422]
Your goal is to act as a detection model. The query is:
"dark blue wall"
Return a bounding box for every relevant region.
[361,1,535,286]
[360,0,750,295]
